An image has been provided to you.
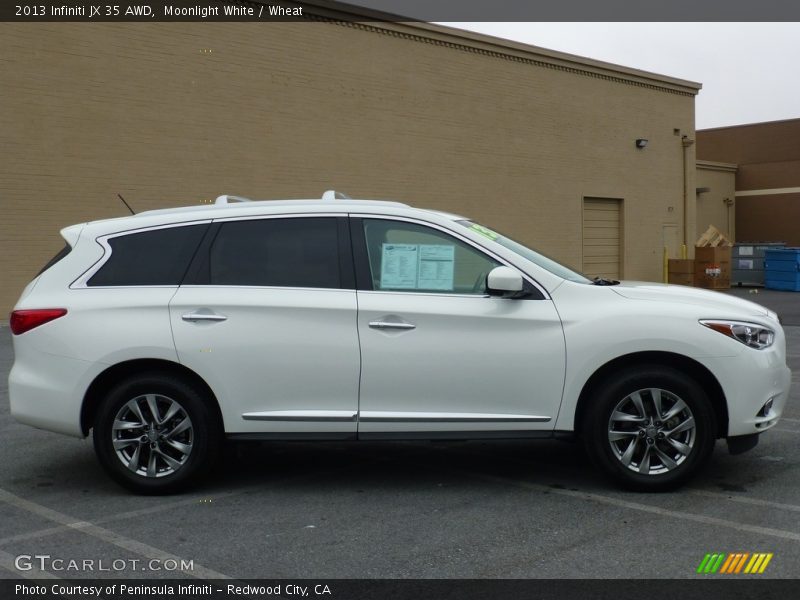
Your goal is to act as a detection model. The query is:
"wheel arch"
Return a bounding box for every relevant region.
[573,351,728,439]
[81,359,223,437]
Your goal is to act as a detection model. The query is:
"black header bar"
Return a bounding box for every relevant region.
[4,579,800,600]
[3,0,800,22]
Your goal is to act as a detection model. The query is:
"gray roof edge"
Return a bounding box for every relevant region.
[294,1,702,95]
[697,160,738,172]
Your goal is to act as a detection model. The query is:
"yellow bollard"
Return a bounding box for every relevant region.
[681,244,687,259]
[663,247,669,283]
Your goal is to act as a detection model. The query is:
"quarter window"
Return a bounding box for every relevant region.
[87,224,207,287]
[37,243,72,276]
[361,219,501,294]
[207,217,341,288]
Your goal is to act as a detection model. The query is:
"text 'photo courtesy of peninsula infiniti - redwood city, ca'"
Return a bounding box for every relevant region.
[8,191,791,494]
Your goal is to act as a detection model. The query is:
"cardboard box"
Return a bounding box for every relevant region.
[694,246,731,290]
[668,259,694,286]
[697,277,731,290]
[668,273,695,286]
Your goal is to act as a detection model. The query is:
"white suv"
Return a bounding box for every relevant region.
[9,192,791,494]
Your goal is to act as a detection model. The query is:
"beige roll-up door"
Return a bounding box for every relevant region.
[582,198,622,279]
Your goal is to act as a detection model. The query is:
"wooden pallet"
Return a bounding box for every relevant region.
[696,224,732,248]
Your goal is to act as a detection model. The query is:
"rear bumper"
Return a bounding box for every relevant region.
[9,349,98,438]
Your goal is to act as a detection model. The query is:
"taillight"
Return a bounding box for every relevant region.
[9,309,67,335]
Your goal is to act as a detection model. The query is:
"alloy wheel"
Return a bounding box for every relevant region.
[607,387,696,475]
[111,394,194,478]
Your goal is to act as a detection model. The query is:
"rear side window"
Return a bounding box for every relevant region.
[206,217,341,288]
[87,224,207,287]
[37,243,72,276]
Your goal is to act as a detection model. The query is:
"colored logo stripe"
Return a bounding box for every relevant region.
[723,553,748,574]
[697,553,726,573]
[719,554,736,573]
[698,552,773,574]
[745,553,774,574]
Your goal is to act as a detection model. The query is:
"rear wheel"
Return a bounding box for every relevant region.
[93,373,220,494]
[583,366,717,491]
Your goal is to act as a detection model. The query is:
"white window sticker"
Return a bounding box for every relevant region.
[380,244,418,289]
[738,259,754,270]
[379,243,456,290]
[738,246,754,256]
[418,245,455,290]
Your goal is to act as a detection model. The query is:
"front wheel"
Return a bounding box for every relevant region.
[582,366,717,491]
[93,373,220,494]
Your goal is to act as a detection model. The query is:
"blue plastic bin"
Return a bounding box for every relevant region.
[764,248,800,291]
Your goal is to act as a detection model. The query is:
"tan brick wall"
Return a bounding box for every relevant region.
[0,22,697,314]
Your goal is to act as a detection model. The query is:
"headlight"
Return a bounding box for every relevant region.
[700,320,775,350]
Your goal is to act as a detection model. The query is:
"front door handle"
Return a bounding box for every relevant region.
[368,320,416,330]
[182,312,227,322]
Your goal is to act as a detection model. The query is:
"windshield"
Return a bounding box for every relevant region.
[457,220,592,284]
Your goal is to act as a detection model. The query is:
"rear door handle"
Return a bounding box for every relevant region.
[368,320,416,330]
[182,312,227,322]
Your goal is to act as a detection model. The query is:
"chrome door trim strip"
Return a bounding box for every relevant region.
[358,412,551,423]
[242,411,358,422]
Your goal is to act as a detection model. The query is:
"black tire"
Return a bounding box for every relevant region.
[93,372,220,495]
[582,365,717,492]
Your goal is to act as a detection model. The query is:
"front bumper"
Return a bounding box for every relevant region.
[727,433,760,455]
[702,348,791,438]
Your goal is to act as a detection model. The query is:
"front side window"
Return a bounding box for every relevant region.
[457,220,591,284]
[361,219,501,294]
[207,217,341,288]
[87,224,207,286]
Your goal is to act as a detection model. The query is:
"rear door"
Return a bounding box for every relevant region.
[169,215,360,438]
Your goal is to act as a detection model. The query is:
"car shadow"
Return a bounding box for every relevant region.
[1,435,775,499]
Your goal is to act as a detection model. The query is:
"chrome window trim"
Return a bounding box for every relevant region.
[210,212,343,223]
[69,211,550,299]
[70,220,213,289]
[358,290,491,300]
[176,285,355,293]
[71,214,343,290]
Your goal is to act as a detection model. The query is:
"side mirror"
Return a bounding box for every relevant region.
[486,266,524,297]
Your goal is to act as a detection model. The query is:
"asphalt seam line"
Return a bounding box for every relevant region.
[0,491,240,547]
[0,487,231,580]
[690,489,800,513]
[454,469,800,543]
[420,445,800,543]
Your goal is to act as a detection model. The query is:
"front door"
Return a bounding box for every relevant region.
[352,217,566,437]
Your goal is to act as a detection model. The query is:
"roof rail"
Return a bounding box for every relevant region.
[214,194,253,205]
[321,190,352,201]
